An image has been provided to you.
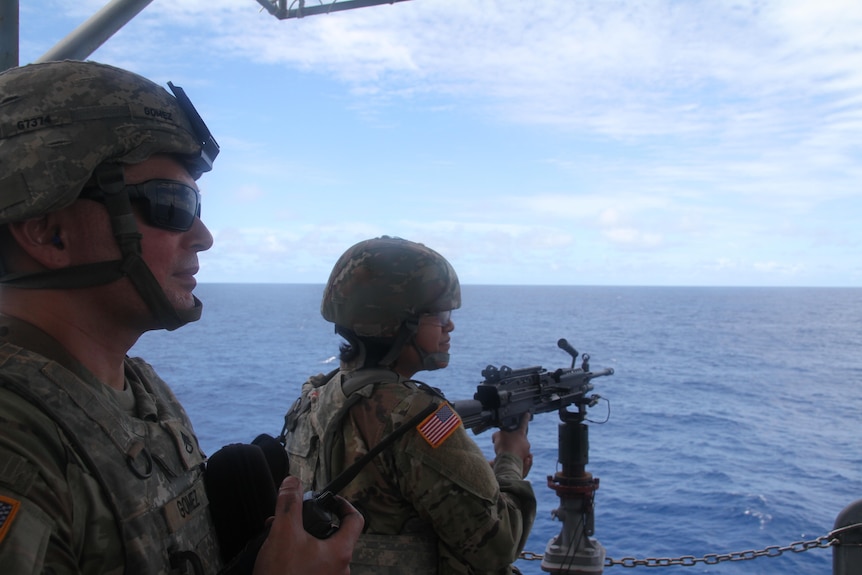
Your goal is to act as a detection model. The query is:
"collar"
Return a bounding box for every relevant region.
[0,313,91,380]
[0,313,150,417]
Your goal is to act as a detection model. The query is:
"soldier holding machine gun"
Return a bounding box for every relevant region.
[284,236,536,575]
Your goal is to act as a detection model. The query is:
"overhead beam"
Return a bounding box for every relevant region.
[35,0,155,63]
[255,0,411,20]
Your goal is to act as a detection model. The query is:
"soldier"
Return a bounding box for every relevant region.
[0,60,361,574]
[285,236,537,574]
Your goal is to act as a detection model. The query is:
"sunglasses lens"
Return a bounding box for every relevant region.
[133,180,201,231]
[421,310,452,327]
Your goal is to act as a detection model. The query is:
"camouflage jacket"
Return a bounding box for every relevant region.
[285,368,537,575]
[0,315,221,575]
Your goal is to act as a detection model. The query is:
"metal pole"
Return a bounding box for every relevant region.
[0,0,18,71]
[542,408,605,574]
[35,0,155,63]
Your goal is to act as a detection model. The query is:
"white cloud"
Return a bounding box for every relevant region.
[23,1,862,286]
[602,228,664,250]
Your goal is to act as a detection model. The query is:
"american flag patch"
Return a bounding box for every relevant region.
[0,495,21,544]
[417,403,461,448]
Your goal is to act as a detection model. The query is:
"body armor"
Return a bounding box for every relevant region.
[285,368,438,575]
[0,341,221,574]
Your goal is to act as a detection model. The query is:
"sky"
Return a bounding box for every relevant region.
[15,0,862,286]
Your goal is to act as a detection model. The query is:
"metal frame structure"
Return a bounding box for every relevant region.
[0,0,411,72]
[255,0,410,20]
[1,0,155,71]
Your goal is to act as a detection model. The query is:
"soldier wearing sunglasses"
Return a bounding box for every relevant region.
[284,236,536,575]
[0,60,361,575]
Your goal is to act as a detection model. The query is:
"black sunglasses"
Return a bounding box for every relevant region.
[80,179,202,232]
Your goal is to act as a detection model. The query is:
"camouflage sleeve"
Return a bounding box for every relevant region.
[393,392,537,572]
[0,388,123,574]
[492,453,537,555]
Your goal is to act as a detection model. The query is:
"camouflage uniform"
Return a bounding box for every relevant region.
[286,237,537,575]
[287,369,536,575]
[0,315,221,574]
[0,61,222,573]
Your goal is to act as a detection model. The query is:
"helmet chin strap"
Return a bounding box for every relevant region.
[94,164,201,330]
[0,165,200,331]
[412,340,449,371]
[377,320,448,373]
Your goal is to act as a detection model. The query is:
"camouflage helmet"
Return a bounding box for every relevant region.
[322,236,462,338]
[0,60,213,225]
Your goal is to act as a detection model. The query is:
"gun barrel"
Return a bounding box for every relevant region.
[589,367,614,378]
[450,399,489,431]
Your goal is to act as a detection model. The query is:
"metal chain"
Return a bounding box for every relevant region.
[518,523,862,568]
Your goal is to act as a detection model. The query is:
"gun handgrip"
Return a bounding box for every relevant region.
[500,415,522,432]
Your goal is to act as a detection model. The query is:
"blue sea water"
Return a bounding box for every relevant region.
[132,284,862,574]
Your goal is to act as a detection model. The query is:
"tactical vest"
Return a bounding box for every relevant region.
[0,343,222,575]
[284,368,438,575]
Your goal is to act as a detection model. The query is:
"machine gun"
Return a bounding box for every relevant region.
[451,338,613,434]
[452,338,615,574]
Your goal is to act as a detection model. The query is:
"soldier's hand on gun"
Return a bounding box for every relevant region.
[254,476,364,575]
[491,413,533,478]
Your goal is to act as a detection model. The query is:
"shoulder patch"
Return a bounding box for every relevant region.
[416,402,461,448]
[0,494,21,544]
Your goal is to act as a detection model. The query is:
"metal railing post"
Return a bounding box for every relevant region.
[833,499,862,575]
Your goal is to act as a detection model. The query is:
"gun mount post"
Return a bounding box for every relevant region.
[541,400,605,574]
[451,338,613,572]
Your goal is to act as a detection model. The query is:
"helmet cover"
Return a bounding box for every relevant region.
[322,236,461,338]
[0,60,205,225]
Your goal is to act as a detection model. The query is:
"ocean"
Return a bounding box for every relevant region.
[131,284,862,574]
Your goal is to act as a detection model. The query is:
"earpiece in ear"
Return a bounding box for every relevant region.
[51,233,64,248]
